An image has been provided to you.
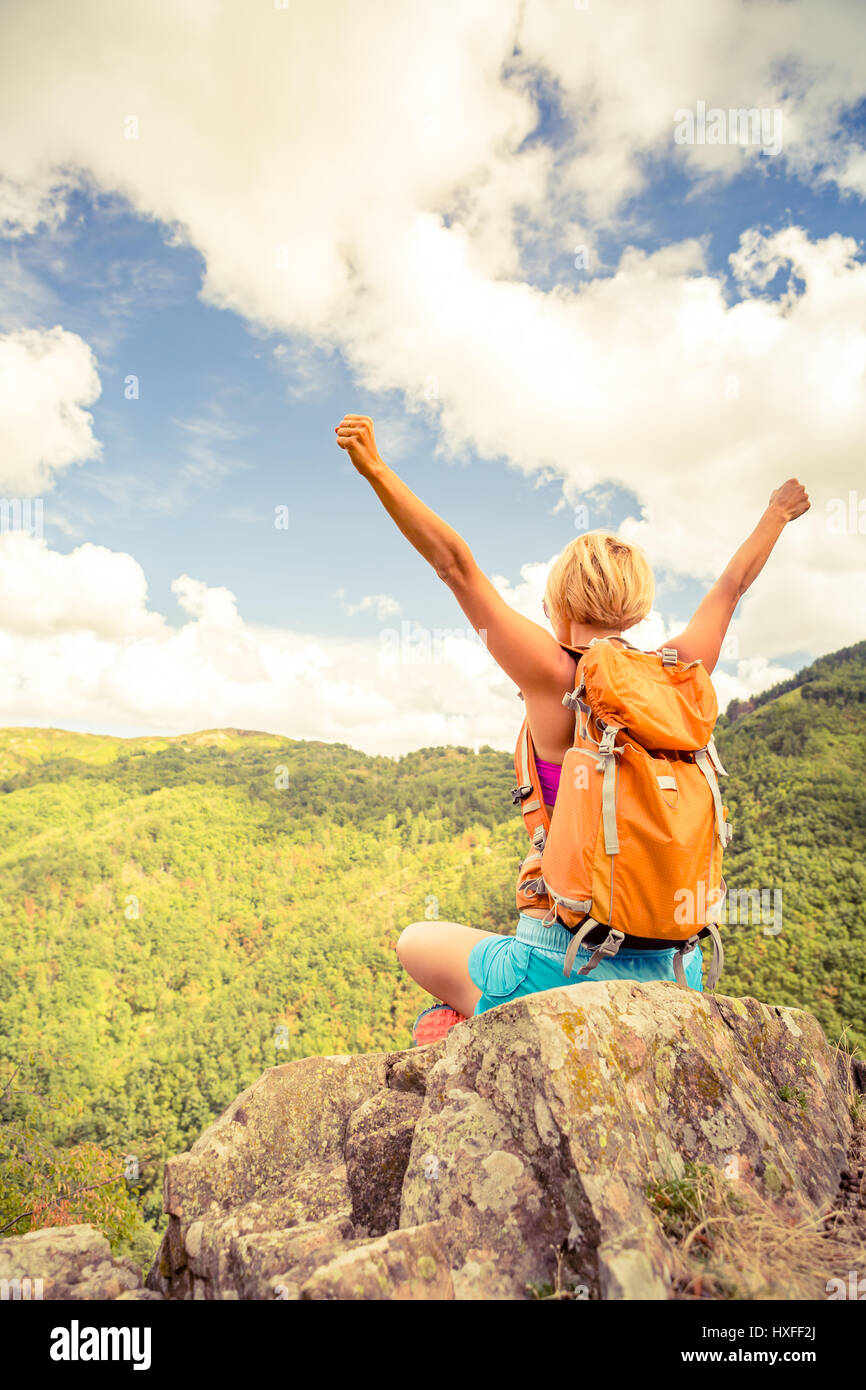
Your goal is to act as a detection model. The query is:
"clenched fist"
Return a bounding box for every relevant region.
[768,478,810,523]
[335,415,382,476]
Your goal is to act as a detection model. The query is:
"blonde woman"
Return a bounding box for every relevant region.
[335,414,810,1042]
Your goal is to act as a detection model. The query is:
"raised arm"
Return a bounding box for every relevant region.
[335,414,572,694]
[662,479,810,674]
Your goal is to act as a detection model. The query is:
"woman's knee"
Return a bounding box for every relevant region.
[395,919,485,1017]
[396,920,430,967]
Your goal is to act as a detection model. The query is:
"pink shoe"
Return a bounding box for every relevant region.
[412,1003,468,1046]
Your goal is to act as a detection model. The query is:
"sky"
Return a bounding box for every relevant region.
[0,0,864,756]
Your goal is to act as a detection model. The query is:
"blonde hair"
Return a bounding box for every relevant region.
[544,531,654,630]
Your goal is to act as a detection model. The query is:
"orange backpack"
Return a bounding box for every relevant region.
[513,636,732,988]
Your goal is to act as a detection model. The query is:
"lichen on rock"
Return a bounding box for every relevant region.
[4,981,861,1301]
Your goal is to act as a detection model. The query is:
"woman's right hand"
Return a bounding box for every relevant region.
[768,478,810,523]
[335,415,382,477]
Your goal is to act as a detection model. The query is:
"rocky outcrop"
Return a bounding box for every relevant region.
[0,1224,155,1300]
[143,980,861,1300]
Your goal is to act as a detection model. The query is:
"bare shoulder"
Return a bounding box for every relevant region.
[523,647,579,763]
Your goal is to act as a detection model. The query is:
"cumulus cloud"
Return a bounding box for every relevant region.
[517,0,866,213]
[0,533,800,753]
[0,0,863,739]
[1,2,865,252]
[0,533,164,639]
[0,169,75,241]
[335,590,403,621]
[0,533,514,752]
[0,327,102,493]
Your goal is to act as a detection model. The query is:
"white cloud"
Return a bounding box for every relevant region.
[713,656,797,717]
[725,555,866,661]
[0,252,58,331]
[0,534,807,754]
[0,533,516,753]
[335,590,403,621]
[0,327,102,493]
[0,0,863,736]
[0,533,164,639]
[518,2,866,213]
[0,169,74,241]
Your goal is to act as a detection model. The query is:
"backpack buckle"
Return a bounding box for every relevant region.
[576,927,626,976]
[661,647,678,666]
[598,726,618,755]
[593,927,626,960]
[511,783,533,805]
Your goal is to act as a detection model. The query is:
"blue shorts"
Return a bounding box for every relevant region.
[468,913,704,1015]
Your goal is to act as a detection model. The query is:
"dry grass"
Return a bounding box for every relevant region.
[648,1044,866,1301]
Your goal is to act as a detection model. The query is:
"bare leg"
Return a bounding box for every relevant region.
[396,920,499,1019]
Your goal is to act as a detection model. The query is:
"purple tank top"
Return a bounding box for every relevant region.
[531,645,582,805]
[535,756,562,806]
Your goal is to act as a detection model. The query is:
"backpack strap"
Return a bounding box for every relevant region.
[706,735,728,777]
[588,634,642,652]
[513,716,551,841]
[599,736,621,855]
[703,920,725,991]
[673,935,700,987]
[695,748,734,848]
[562,920,626,978]
[561,680,624,854]
[562,917,600,976]
[512,644,589,833]
[673,923,725,991]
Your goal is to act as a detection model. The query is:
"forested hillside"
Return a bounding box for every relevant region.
[1,638,864,1259]
[714,640,866,1048]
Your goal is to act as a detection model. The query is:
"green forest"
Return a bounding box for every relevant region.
[1,638,864,1267]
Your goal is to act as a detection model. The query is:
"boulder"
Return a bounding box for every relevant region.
[345,1090,424,1236]
[399,984,852,1299]
[139,982,864,1298]
[299,1222,453,1300]
[162,1053,390,1221]
[0,1224,145,1300]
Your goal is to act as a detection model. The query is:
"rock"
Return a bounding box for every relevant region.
[146,1051,393,1298]
[345,1090,423,1236]
[144,982,858,1300]
[233,1214,356,1300]
[298,1223,453,1300]
[147,1161,354,1298]
[0,1225,144,1300]
[162,1053,389,1221]
[400,983,852,1298]
[385,1041,446,1095]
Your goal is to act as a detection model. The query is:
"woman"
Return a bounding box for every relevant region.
[335,413,810,1039]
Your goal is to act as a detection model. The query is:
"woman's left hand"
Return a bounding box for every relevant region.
[335,415,382,476]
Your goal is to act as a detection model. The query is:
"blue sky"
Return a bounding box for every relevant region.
[7,163,859,650]
[0,0,863,752]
